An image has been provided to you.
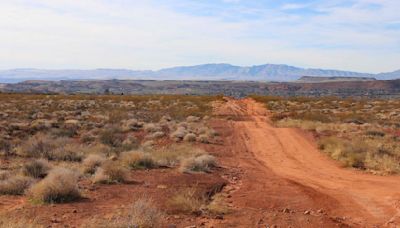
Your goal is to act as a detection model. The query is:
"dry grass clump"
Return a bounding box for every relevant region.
[179,154,217,173]
[111,198,164,228]
[82,154,106,174]
[143,123,162,133]
[151,144,205,167]
[121,151,157,170]
[22,159,51,178]
[206,193,230,216]
[93,161,128,184]
[99,127,125,148]
[168,188,205,214]
[29,167,80,203]
[0,176,34,195]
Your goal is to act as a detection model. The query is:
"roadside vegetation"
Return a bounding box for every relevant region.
[251,95,400,174]
[0,94,225,226]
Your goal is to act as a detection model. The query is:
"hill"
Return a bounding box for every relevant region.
[1,79,400,98]
[1,64,399,82]
[297,76,376,83]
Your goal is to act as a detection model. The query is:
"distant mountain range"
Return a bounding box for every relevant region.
[0,64,399,83]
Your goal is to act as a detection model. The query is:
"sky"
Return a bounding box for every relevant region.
[0,0,399,73]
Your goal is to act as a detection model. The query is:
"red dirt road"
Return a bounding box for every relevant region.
[211,98,400,227]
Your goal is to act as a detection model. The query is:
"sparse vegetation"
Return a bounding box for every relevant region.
[0,94,220,226]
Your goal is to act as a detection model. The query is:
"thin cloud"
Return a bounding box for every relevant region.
[0,0,398,73]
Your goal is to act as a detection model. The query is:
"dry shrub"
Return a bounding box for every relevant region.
[122,118,143,132]
[141,140,155,151]
[170,127,187,142]
[179,154,217,173]
[52,143,84,162]
[121,135,139,151]
[93,161,128,184]
[82,154,106,174]
[206,193,230,215]
[0,176,33,195]
[113,198,163,228]
[121,151,157,170]
[183,133,196,142]
[22,159,51,178]
[196,134,210,144]
[29,167,80,203]
[81,132,96,144]
[0,139,13,156]
[319,137,366,169]
[143,123,161,133]
[0,170,10,180]
[186,116,200,122]
[365,153,400,174]
[146,131,165,140]
[18,133,56,158]
[168,188,205,214]
[81,143,113,157]
[19,134,82,161]
[99,127,125,148]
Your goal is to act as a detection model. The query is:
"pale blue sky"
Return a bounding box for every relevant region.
[0,0,399,73]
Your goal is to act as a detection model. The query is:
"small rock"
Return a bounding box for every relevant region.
[304,210,311,215]
[173,215,181,219]
[282,208,290,213]
[72,209,78,213]
[215,215,224,220]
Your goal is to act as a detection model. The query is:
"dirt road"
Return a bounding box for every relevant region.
[211,98,400,227]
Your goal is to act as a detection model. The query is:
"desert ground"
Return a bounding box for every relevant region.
[0,94,399,227]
